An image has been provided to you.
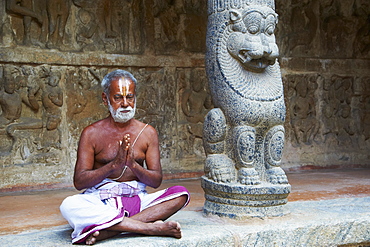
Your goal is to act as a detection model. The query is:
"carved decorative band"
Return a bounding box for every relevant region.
[208,0,275,15]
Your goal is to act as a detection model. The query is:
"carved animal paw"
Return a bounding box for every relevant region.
[205,154,235,183]
[209,167,235,183]
[238,168,260,185]
[267,167,288,184]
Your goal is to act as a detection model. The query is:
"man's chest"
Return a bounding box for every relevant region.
[94,144,146,166]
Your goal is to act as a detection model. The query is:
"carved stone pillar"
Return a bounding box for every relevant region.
[202,0,291,219]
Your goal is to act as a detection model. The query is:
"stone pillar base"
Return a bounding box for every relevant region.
[201,176,291,219]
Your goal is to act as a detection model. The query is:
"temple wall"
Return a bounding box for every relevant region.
[276,0,370,169]
[0,0,368,190]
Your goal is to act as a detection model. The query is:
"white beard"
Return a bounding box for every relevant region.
[108,100,136,123]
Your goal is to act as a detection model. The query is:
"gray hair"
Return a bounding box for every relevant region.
[101,69,137,96]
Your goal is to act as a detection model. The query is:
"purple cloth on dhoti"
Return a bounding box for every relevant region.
[60,179,190,244]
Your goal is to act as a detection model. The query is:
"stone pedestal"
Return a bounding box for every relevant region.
[202,176,291,218]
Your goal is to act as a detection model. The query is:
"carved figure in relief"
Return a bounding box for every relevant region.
[353,0,370,57]
[322,75,353,145]
[321,0,357,57]
[0,70,22,125]
[204,3,288,185]
[102,0,117,38]
[6,0,43,45]
[0,66,40,124]
[289,0,317,54]
[290,77,319,145]
[337,104,355,146]
[46,0,70,48]
[42,71,63,130]
[67,68,88,117]
[181,69,212,138]
[74,2,102,51]
[0,66,42,158]
[361,95,370,141]
[153,0,183,52]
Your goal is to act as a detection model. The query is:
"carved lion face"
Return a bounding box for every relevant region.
[226,6,279,73]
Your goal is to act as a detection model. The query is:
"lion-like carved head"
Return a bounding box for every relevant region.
[226,6,279,73]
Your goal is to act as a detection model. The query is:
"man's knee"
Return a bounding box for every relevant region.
[60,195,74,214]
[167,185,190,208]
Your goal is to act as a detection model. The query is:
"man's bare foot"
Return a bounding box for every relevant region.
[85,230,119,245]
[148,221,182,239]
[85,220,182,245]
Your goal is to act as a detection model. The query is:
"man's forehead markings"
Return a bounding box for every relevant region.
[117,77,131,96]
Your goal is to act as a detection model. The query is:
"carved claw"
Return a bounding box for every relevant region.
[238,168,260,185]
[205,154,236,183]
[208,167,234,183]
[267,167,288,184]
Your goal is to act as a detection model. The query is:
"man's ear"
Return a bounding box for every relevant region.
[102,92,108,105]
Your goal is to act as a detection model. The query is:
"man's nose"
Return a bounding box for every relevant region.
[121,97,130,107]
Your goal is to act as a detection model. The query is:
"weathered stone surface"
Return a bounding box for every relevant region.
[2,197,370,246]
[276,0,370,169]
[0,0,369,190]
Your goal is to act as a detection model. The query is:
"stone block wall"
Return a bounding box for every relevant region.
[276,0,370,169]
[0,0,369,190]
[0,0,208,190]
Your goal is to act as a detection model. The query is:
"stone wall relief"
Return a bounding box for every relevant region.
[5,0,70,49]
[179,68,212,158]
[3,0,145,53]
[153,0,207,54]
[66,66,107,127]
[46,0,71,49]
[133,68,177,160]
[321,0,363,57]
[0,64,65,164]
[286,74,320,146]
[5,0,45,46]
[322,75,356,148]
[153,0,183,54]
[356,76,370,144]
[41,69,63,148]
[73,0,103,51]
[286,74,364,150]
[71,0,145,53]
[275,0,369,58]
[287,0,319,56]
[353,0,370,58]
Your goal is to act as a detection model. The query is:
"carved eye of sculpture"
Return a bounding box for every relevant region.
[265,15,276,35]
[244,12,262,34]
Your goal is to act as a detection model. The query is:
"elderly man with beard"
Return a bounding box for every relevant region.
[60,70,189,245]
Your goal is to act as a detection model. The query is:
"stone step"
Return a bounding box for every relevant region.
[1,197,370,246]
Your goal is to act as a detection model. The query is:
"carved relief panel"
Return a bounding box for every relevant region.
[276,0,370,58]
[0,66,69,188]
[3,0,146,54]
[178,68,212,161]
[284,74,320,147]
[146,0,207,54]
[0,64,64,182]
[284,73,370,154]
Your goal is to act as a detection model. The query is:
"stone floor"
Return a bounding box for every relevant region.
[1,168,370,246]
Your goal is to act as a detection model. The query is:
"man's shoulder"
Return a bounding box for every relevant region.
[133,119,157,134]
[82,118,109,134]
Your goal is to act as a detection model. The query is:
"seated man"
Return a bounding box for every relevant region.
[60,69,190,245]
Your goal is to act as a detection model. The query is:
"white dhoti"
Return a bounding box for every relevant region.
[60,179,190,243]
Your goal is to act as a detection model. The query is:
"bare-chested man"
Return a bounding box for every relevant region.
[60,70,189,245]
